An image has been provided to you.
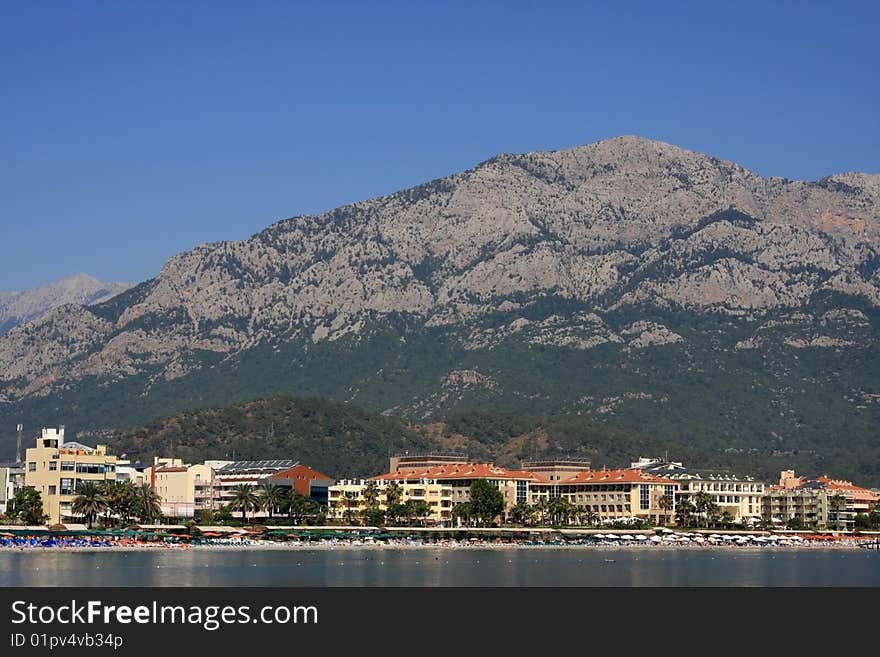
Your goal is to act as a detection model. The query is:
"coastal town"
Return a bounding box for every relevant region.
[1,426,879,550]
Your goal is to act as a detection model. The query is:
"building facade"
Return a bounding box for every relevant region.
[267,464,333,505]
[0,461,25,516]
[762,487,828,529]
[23,427,118,525]
[137,458,215,519]
[529,468,678,524]
[328,463,539,524]
[763,470,879,530]
[633,459,765,523]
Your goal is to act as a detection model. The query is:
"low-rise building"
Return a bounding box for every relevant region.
[388,453,469,473]
[328,463,540,524]
[762,486,828,529]
[633,458,765,523]
[529,468,678,524]
[521,458,592,483]
[211,460,299,511]
[0,461,25,516]
[24,427,118,525]
[267,464,333,505]
[763,470,879,530]
[137,458,215,520]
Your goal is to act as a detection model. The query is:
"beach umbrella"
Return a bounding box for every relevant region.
[594,534,605,539]
[635,535,647,541]
[604,534,620,540]
[660,528,674,534]
[649,535,663,543]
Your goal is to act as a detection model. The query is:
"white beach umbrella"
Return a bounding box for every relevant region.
[635,535,648,541]
[649,535,663,543]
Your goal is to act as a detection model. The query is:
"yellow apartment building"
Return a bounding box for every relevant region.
[328,463,539,524]
[529,468,678,524]
[137,458,215,519]
[24,427,118,525]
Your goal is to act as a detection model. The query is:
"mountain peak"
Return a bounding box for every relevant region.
[0,274,132,335]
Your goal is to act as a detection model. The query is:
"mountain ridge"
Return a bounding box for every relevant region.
[0,273,131,336]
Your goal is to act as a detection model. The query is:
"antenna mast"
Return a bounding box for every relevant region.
[16,424,23,463]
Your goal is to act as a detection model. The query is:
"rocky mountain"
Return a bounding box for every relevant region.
[0,273,131,335]
[1,137,878,482]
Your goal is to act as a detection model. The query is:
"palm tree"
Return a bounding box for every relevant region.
[693,492,714,528]
[134,483,163,524]
[257,482,285,519]
[284,490,313,525]
[342,491,360,525]
[828,494,847,531]
[675,499,695,527]
[102,480,137,528]
[71,481,107,529]
[532,497,549,526]
[383,481,403,506]
[657,495,674,525]
[362,481,381,508]
[508,501,532,526]
[229,484,259,523]
[579,507,599,527]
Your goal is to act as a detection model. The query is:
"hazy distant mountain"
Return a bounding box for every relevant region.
[1,136,878,481]
[0,273,131,335]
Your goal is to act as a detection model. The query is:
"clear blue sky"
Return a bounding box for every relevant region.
[2,1,878,291]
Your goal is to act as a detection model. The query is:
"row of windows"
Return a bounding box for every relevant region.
[639,484,650,511]
[28,461,114,473]
[691,482,762,492]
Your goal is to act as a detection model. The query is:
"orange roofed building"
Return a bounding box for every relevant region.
[329,463,542,524]
[763,470,879,530]
[268,464,334,505]
[529,468,679,524]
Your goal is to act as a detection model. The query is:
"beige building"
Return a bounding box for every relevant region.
[763,470,879,530]
[328,463,539,524]
[521,459,592,483]
[137,458,214,519]
[633,459,765,523]
[762,487,828,529]
[529,468,678,524]
[24,427,118,525]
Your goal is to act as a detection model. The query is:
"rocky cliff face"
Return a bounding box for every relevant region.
[0,137,878,480]
[1,136,877,397]
[0,274,131,336]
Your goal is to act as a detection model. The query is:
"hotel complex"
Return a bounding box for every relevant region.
[4,428,879,528]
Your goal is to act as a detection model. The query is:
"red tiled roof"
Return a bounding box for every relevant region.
[371,463,544,483]
[155,467,188,473]
[269,464,332,482]
[815,475,879,500]
[561,469,677,485]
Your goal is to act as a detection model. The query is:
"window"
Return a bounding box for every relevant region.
[28,462,36,472]
[60,478,75,495]
[664,485,674,499]
[48,485,56,496]
[640,485,650,511]
[516,480,527,503]
[61,462,74,472]
[76,463,105,475]
[49,461,57,471]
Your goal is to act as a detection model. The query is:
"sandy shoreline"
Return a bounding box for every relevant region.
[1,541,871,553]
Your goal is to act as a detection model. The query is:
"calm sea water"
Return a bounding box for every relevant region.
[1,548,878,587]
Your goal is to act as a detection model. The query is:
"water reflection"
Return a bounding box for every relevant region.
[1,548,877,587]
